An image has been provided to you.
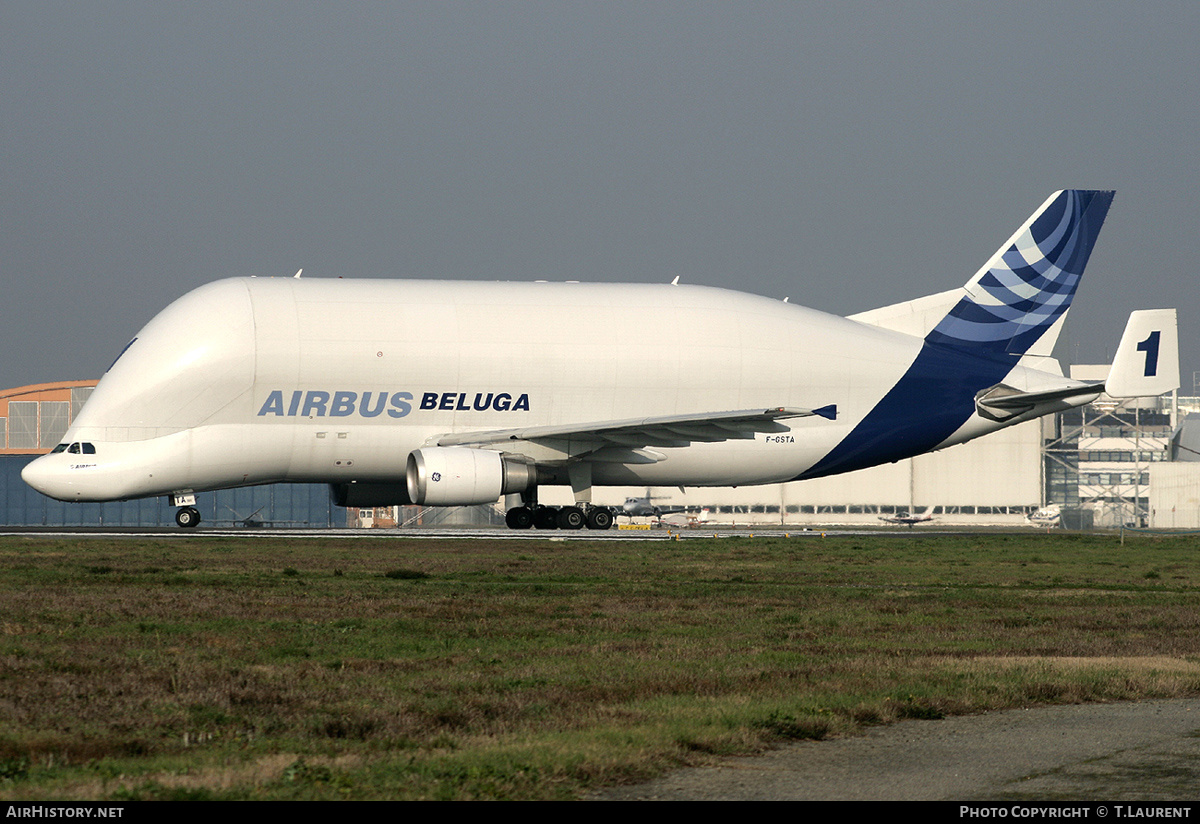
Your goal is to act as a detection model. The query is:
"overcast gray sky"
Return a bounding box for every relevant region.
[3,2,1197,392]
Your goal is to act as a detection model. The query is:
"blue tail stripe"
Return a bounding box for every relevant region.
[927,190,1113,354]
[1031,198,1080,256]
[988,254,1077,290]
[946,294,1070,326]
[799,343,1019,479]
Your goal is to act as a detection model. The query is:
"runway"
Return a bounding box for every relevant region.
[0,524,1010,540]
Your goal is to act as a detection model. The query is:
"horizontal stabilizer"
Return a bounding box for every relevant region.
[975,308,1179,418]
[975,381,1103,420]
[1104,309,1179,398]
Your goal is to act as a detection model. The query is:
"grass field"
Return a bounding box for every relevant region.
[1,531,1198,800]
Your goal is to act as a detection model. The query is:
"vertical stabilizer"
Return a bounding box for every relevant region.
[805,190,1115,480]
[926,189,1115,356]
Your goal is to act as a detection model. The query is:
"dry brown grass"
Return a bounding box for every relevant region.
[1,532,1198,799]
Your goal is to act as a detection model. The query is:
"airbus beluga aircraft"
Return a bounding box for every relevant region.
[22,190,1179,529]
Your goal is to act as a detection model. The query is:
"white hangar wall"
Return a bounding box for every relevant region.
[1149,464,1200,529]
[913,419,1043,504]
[542,418,1044,525]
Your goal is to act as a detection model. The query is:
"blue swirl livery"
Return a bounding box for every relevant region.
[928,190,1114,355]
[802,190,1116,480]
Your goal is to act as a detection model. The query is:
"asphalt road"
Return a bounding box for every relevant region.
[0,525,1024,540]
[593,699,1200,801]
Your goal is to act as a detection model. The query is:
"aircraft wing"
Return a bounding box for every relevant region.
[434,405,835,451]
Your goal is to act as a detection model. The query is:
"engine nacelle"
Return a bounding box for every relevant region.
[405,447,534,506]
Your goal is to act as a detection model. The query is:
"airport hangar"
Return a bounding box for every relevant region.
[2,377,1196,530]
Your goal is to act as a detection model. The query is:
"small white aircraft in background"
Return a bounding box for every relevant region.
[620,491,688,519]
[1026,505,1063,528]
[23,190,1179,530]
[879,508,934,527]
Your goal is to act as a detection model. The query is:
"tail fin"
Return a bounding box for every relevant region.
[1105,309,1179,398]
[853,191,1115,357]
[805,190,1116,481]
[925,190,1115,356]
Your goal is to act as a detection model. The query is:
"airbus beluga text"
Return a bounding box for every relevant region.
[22,190,1179,529]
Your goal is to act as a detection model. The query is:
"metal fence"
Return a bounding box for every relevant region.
[1,455,336,527]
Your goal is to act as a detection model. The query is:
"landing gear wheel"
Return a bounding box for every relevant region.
[585,507,614,530]
[557,506,585,530]
[175,506,201,528]
[505,506,534,529]
[533,506,559,530]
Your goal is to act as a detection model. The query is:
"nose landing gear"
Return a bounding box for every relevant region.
[170,492,201,529]
[174,506,202,528]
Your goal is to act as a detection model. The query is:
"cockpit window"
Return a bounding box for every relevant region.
[63,443,95,454]
[68,443,80,454]
[82,443,95,454]
[106,337,138,372]
[52,443,69,453]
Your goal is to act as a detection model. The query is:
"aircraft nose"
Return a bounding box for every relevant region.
[21,455,72,500]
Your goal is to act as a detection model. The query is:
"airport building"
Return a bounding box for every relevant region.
[1148,404,1200,528]
[0,377,1190,529]
[0,381,95,453]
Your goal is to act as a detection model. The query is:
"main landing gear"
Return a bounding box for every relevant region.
[174,506,202,528]
[504,503,614,531]
[503,467,613,530]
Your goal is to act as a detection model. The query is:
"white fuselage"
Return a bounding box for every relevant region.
[22,277,1068,503]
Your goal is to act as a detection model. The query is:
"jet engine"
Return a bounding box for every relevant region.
[405,447,534,506]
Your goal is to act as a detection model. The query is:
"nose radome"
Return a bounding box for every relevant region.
[20,455,65,499]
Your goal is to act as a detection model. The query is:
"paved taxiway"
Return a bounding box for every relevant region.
[594,699,1200,801]
[0,525,1009,540]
